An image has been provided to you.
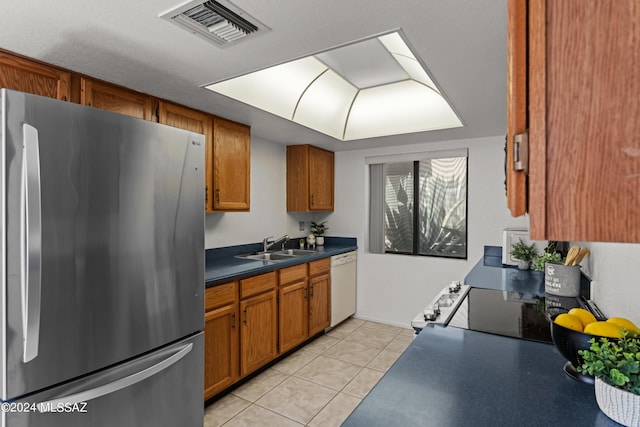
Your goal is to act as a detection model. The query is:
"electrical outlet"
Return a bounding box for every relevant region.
[299,221,305,231]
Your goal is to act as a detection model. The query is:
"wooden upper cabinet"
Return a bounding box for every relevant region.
[80,78,155,121]
[212,117,251,211]
[159,101,213,211]
[0,51,70,100]
[507,0,640,242]
[287,144,334,212]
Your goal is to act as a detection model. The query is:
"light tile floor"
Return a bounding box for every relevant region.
[204,318,414,427]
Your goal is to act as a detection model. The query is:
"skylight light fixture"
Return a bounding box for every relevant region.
[204,31,463,140]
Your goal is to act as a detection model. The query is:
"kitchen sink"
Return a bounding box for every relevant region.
[272,249,317,256]
[236,252,295,262]
[235,249,317,262]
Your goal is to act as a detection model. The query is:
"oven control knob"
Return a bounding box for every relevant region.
[449,281,461,293]
[424,310,438,321]
[424,303,440,321]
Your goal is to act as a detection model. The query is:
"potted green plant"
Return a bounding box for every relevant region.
[532,241,563,272]
[310,221,328,246]
[510,239,538,270]
[578,332,640,426]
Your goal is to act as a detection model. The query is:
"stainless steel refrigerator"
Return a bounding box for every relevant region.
[0,89,204,426]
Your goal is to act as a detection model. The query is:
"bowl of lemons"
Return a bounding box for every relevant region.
[550,308,640,383]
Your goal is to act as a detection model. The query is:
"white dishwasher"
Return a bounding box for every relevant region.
[330,251,357,327]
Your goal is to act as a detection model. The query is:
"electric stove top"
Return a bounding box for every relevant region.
[447,287,585,344]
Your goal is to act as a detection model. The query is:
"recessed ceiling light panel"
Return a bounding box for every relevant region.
[204,31,462,140]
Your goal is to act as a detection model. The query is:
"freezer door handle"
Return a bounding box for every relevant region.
[37,342,193,412]
[21,123,42,363]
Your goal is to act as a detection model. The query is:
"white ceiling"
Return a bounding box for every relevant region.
[0,0,507,152]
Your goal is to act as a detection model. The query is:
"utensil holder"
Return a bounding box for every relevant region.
[544,262,580,297]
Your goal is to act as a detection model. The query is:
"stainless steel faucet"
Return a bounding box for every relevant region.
[263,235,289,252]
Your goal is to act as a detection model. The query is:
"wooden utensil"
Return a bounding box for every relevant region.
[564,245,581,266]
[572,248,590,266]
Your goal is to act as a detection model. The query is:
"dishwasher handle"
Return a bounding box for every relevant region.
[331,251,357,267]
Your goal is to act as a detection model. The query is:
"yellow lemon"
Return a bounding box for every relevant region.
[606,317,640,335]
[554,313,583,332]
[584,321,623,338]
[568,308,597,328]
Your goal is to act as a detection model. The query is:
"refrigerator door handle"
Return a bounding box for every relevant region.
[37,342,193,412]
[21,123,42,363]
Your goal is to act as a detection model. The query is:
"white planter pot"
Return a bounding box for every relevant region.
[316,236,325,246]
[595,377,640,427]
[516,259,530,270]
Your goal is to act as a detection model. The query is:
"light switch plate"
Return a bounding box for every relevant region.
[299,221,305,231]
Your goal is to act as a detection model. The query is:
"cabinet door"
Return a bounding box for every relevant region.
[159,102,214,212]
[240,290,277,376]
[279,280,309,354]
[0,51,70,100]
[81,78,155,121]
[308,273,330,336]
[505,0,528,217]
[212,117,250,211]
[204,303,239,400]
[509,0,640,242]
[536,0,640,242]
[308,146,334,211]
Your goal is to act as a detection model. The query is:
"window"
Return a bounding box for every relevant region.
[368,149,468,259]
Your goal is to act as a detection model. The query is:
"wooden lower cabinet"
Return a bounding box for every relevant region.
[204,281,239,400]
[204,303,239,400]
[278,264,309,354]
[308,272,330,336]
[204,260,332,399]
[240,289,277,376]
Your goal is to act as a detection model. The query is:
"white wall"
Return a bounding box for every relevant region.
[327,135,528,328]
[575,242,640,326]
[205,137,313,249]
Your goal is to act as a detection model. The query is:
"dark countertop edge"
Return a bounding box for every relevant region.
[205,237,357,287]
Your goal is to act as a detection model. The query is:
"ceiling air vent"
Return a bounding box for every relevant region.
[160,0,269,48]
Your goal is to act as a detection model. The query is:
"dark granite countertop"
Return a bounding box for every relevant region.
[205,237,357,286]
[342,325,617,427]
[343,251,612,427]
